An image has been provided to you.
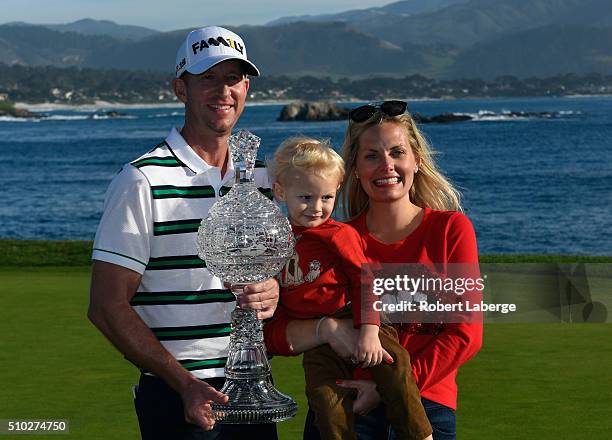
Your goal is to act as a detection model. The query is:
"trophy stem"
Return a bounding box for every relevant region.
[211,295,297,423]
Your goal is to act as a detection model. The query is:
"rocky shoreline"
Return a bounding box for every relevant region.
[277,101,350,121]
[277,101,570,123]
[3,100,582,124]
[0,106,40,119]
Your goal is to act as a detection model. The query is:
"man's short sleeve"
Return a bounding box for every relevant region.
[92,165,153,274]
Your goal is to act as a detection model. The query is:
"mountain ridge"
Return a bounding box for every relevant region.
[1,0,611,79]
[265,0,466,26]
[2,18,159,40]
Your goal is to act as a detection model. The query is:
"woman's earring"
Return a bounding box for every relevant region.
[414,166,419,174]
[355,172,359,179]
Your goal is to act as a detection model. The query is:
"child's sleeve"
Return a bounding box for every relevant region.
[332,224,380,328]
[263,306,296,356]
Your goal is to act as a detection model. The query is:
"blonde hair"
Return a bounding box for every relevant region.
[341,113,462,219]
[268,136,345,185]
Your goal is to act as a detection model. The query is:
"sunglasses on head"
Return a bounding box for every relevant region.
[349,100,408,123]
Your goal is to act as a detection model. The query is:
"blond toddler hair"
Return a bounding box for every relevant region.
[268,136,345,186]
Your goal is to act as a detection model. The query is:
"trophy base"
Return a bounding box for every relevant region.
[212,378,298,424]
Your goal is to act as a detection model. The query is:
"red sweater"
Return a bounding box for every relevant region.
[264,208,483,410]
[279,219,379,327]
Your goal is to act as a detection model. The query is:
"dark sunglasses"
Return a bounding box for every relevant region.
[349,100,408,123]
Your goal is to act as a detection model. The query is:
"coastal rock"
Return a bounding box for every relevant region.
[278,101,351,121]
[105,110,127,118]
[413,112,473,123]
[89,110,128,119]
[506,111,554,118]
[0,106,40,119]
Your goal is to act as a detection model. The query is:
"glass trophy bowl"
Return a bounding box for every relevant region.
[196,130,297,424]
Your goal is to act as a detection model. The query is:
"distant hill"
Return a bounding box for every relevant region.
[45,18,159,40]
[0,24,116,67]
[269,0,612,49]
[449,25,612,79]
[3,18,159,40]
[0,22,450,77]
[266,0,467,26]
[87,29,188,72]
[1,0,611,79]
[358,0,612,48]
[234,23,450,77]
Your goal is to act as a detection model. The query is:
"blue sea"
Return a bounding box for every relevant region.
[1,96,611,255]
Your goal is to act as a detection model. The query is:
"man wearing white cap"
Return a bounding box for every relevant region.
[88,26,278,439]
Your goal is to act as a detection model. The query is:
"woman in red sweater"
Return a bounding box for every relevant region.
[265,100,482,439]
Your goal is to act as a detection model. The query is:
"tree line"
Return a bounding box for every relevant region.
[1,64,611,104]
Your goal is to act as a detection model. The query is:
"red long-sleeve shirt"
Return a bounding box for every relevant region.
[265,208,483,410]
[278,219,378,327]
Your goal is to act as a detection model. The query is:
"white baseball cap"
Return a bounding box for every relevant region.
[174,26,260,78]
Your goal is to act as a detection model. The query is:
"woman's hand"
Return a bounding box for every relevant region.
[336,379,381,416]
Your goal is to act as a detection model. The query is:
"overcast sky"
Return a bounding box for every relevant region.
[1,0,394,31]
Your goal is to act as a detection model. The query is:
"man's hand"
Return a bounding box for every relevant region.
[180,378,229,431]
[234,277,280,319]
[336,379,380,416]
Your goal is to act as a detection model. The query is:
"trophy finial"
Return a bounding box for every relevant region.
[229,129,260,182]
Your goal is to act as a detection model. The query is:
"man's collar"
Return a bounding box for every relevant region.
[166,127,235,177]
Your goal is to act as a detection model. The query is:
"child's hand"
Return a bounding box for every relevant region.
[354,324,384,367]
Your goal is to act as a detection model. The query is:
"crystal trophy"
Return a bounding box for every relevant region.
[196,129,297,423]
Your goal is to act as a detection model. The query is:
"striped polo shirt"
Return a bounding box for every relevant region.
[92,127,272,379]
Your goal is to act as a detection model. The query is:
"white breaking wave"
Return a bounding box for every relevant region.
[0,115,40,122]
[15,101,183,112]
[0,114,139,122]
[454,109,579,122]
[91,114,137,120]
[147,111,184,118]
[43,115,90,121]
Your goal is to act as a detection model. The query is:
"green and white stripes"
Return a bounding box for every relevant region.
[151,323,232,341]
[131,289,234,306]
[133,156,182,168]
[151,185,216,199]
[153,219,202,236]
[146,255,205,270]
[151,185,272,200]
[179,357,227,371]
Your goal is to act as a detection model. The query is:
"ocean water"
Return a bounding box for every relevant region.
[1,96,611,255]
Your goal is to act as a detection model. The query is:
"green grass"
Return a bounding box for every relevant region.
[457,323,612,438]
[1,242,611,438]
[0,240,93,266]
[0,266,140,439]
[1,239,611,267]
[0,265,307,439]
[0,101,16,112]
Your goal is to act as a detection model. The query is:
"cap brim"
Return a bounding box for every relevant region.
[184,55,260,77]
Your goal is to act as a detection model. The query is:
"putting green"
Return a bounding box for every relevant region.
[1,266,610,439]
